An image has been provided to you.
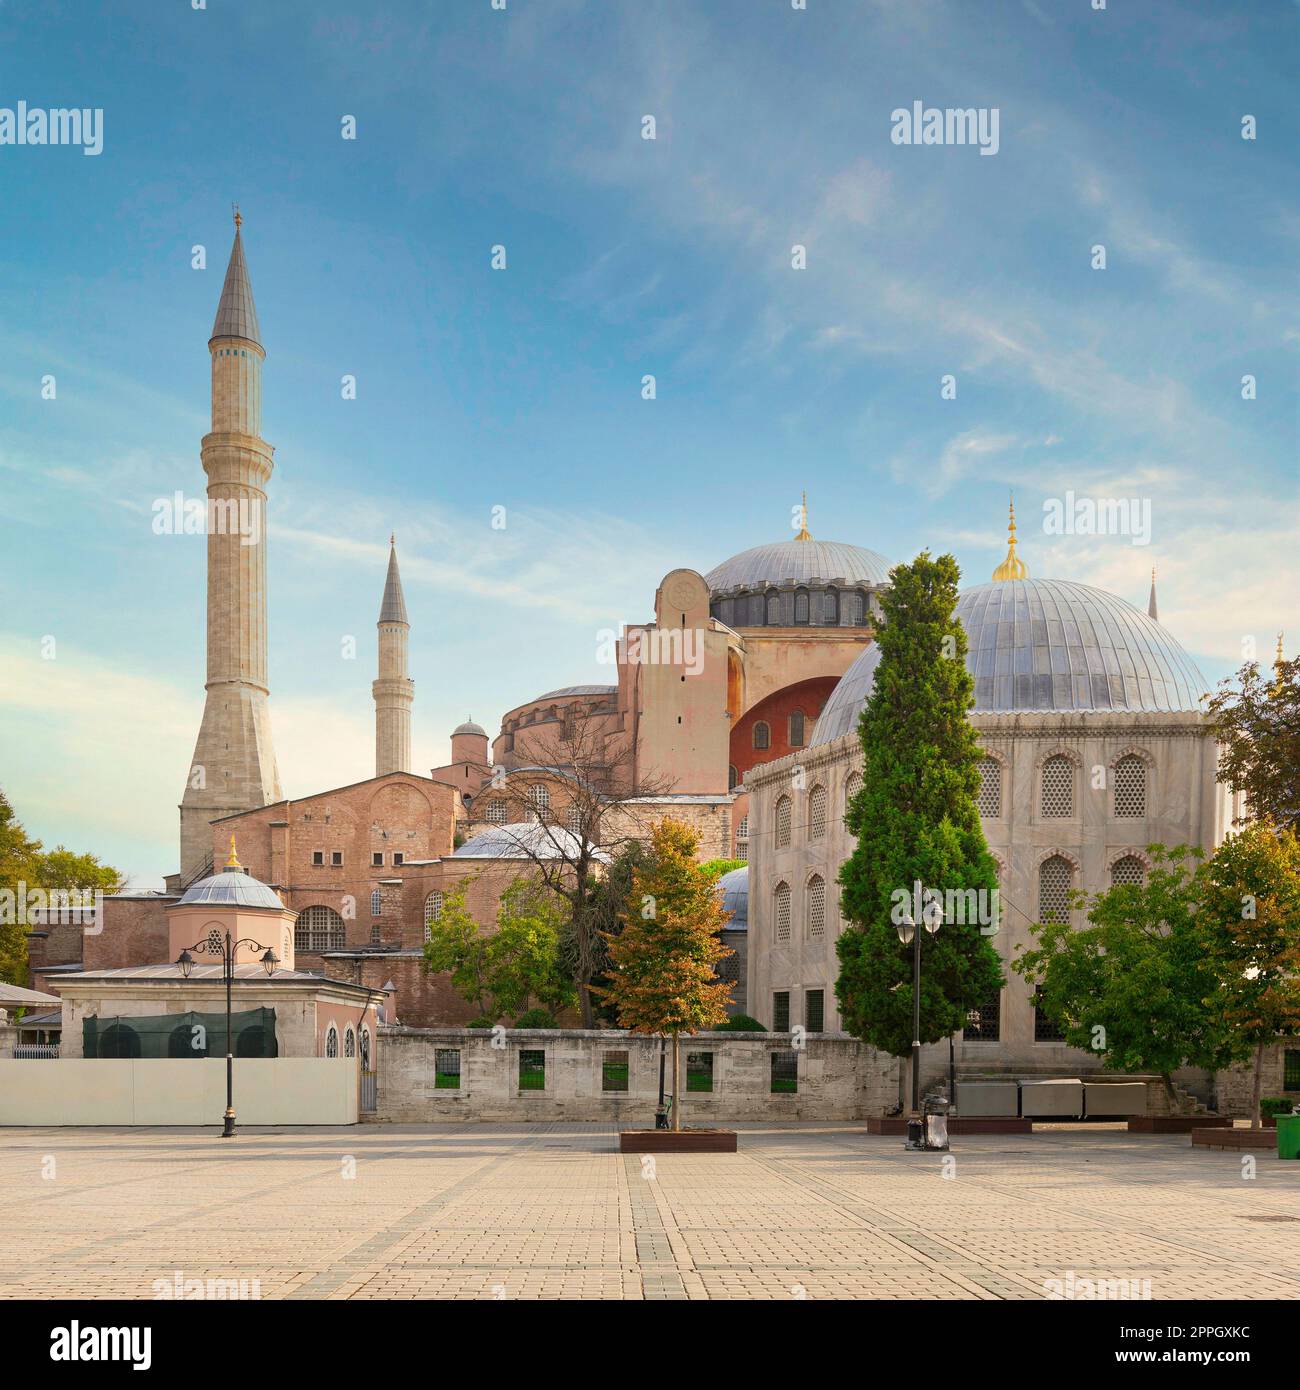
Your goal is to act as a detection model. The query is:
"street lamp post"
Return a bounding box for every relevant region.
[178,928,278,1137]
[897,896,943,1150]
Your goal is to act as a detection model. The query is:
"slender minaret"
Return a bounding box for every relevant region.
[373,536,413,776]
[179,211,283,884]
[1147,566,1159,621]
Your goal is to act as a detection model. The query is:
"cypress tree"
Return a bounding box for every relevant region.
[835,552,1003,1059]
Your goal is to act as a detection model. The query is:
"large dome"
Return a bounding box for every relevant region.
[705,539,893,593]
[811,578,1209,745]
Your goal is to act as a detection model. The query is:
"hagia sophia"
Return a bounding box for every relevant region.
[26,221,1241,1090]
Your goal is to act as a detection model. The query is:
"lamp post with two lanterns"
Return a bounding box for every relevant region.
[177,928,279,1138]
[897,893,944,1151]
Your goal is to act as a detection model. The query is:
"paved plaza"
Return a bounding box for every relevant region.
[2,1123,1299,1300]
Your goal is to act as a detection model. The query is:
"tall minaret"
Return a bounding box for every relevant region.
[179,211,283,884]
[373,536,413,776]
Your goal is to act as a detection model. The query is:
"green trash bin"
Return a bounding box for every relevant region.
[1276,1114,1300,1160]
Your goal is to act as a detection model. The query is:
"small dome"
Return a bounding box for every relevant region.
[716,866,748,931]
[705,539,893,594]
[178,868,285,911]
[811,578,1209,745]
[452,719,487,738]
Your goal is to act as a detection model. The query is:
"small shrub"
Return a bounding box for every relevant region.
[714,1013,766,1032]
[466,1017,496,1029]
[514,1007,558,1029]
[1260,1096,1297,1121]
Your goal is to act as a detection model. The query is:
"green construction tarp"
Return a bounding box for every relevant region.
[83,1007,278,1059]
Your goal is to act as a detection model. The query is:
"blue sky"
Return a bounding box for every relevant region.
[2,0,1296,887]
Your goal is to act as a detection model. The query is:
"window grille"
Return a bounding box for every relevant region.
[602,1050,630,1092]
[775,796,792,847]
[770,1049,798,1092]
[806,875,825,939]
[1284,1050,1300,1093]
[1114,755,1147,818]
[1039,855,1073,924]
[528,784,550,815]
[424,890,444,941]
[435,1048,461,1089]
[772,991,790,1031]
[963,997,1001,1041]
[519,1049,545,1091]
[809,784,827,838]
[789,710,805,746]
[767,594,781,624]
[1034,993,1066,1043]
[344,1028,355,1058]
[794,591,809,624]
[1110,855,1145,888]
[1041,756,1074,818]
[845,771,862,809]
[370,889,382,916]
[774,882,791,942]
[687,1051,714,1093]
[325,1026,338,1059]
[804,989,824,1033]
[295,905,344,952]
[977,758,1002,817]
[485,799,507,824]
[566,805,583,836]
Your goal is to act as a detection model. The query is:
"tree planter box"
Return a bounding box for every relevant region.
[1191,1127,1278,1152]
[866,1116,1031,1135]
[1129,1115,1231,1133]
[619,1129,737,1154]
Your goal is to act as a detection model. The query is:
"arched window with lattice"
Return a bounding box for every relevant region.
[774,881,791,943]
[1039,855,1074,924]
[735,815,749,861]
[1110,855,1146,888]
[808,785,828,839]
[789,710,805,747]
[1113,755,1147,818]
[344,1027,356,1058]
[324,1026,339,1059]
[775,795,792,848]
[806,875,826,939]
[845,771,862,811]
[1040,756,1074,819]
[528,783,550,817]
[485,798,507,824]
[424,890,445,942]
[565,804,583,837]
[295,905,344,953]
[753,721,770,751]
[977,757,1002,818]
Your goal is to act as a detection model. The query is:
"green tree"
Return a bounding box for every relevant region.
[1199,825,1300,1127]
[1014,846,1237,1102]
[580,839,652,1026]
[421,876,575,1023]
[598,819,734,1130]
[0,790,123,986]
[835,553,1003,1067]
[699,858,745,882]
[1205,651,1300,835]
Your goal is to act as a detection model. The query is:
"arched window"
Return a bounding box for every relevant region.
[794,590,809,624]
[529,783,550,816]
[1113,755,1147,818]
[424,890,444,942]
[1039,855,1073,924]
[168,1023,204,1058]
[370,888,382,916]
[344,1027,356,1058]
[977,758,1002,818]
[295,905,345,953]
[565,804,583,837]
[485,798,507,824]
[728,764,738,790]
[1040,756,1074,819]
[806,875,826,939]
[824,589,839,625]
[1110,855,1146,888]
[753,721,770,750]
[852,590,868,625]
[236,1026,275,1058]
[325,1025,339,1059]
[789,710,805,747]
[775,795,792,848]
[767,593,782,625]
[808,784,828,839]
[774,881,791,943]
[845,771,862,810]
[735,815,749,861]
[749,595,765,625]
[359,1027,371,1071]
[98,1024,140,1058]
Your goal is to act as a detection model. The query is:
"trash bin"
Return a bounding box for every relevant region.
[923,1096,950,1152]
[1276,1114,1300,1160]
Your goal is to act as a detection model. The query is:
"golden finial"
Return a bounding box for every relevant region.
[225,835,243,871]
[232,202,242,230]
[389,532,395,547]
[795,490,812,541]
[991,494,1028,581]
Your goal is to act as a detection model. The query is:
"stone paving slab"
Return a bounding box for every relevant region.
[1,1123,1298,1300]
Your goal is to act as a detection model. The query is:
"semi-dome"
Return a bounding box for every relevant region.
[705,538,893,593]
[716,866,748,931]
[178,868,285,911]
[811,578,1209,746]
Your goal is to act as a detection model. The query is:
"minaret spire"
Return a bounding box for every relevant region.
[179,214,282,885]
[794,490,812,541]
[991,494,1028,581]
[374,537,414,776]
[1147,565,1159,621]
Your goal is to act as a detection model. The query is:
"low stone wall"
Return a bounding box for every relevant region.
[374,1027,899,1123]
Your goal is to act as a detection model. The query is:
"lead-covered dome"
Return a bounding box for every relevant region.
[811,578,1209,745]
[178,868,285,911]
[705,539,893,593]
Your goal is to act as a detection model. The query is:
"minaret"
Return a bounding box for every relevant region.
[373,535,413,776]
[178,211,283,885]
[1147,566,1159,621]
[991,495,1029,580]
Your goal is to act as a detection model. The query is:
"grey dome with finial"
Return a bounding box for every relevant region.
[210,215,261,347]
